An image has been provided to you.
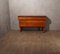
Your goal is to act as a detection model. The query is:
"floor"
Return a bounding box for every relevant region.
[0,30,60,54]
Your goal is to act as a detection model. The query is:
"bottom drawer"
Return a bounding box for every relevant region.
[19,21,45,27]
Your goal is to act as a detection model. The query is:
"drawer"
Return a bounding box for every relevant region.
[19,21,45,27]
[18,17,46,21]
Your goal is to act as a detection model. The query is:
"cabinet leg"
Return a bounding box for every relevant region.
[20,27,22,32]
[42,27,46,32]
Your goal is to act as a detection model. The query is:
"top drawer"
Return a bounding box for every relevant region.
[18,16,46,21]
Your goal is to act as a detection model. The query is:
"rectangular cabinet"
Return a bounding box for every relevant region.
[18,16,46,32]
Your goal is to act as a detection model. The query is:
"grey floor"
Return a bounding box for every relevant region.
[0,30,60,54]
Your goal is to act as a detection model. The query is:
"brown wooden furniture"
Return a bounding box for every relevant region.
[18,16,46,32]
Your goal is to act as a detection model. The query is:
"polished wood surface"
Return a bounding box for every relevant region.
[18,16,46,32]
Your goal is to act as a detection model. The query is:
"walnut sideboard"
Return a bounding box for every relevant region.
[18,16,46,32]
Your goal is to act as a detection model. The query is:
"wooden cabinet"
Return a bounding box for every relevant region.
[18,16,46,32]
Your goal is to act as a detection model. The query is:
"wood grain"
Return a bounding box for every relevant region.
[18,16,46,31]
[0,31,60,54]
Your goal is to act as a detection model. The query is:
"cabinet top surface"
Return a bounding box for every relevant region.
[18,16,46,17]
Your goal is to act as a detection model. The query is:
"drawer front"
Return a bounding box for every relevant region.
[19,21,45,27]
[18,17,46,21]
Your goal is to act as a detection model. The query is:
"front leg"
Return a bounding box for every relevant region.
[20,27,22,32]
[42,27,46,32]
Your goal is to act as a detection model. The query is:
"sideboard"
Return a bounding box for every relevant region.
[18,16,46,32]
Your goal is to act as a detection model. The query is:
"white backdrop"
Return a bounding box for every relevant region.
[9,0,60,30]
